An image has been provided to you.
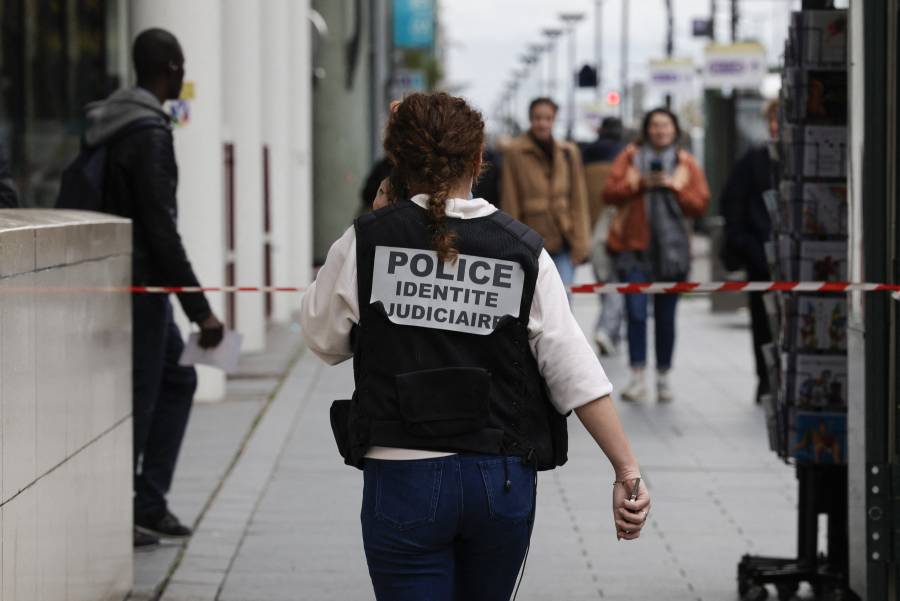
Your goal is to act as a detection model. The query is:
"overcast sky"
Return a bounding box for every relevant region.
[441,0,807,125]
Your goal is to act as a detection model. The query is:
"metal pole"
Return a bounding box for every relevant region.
[730,0,739,42]
[710,0,717,42]
[595,0,603,101]
[543,29,563,100]
[620,0,629,119]
[529,43,547,96]
[544,42,554,96]
[560,13,584,139]
[665,0,674,109]
[550,43,558,97]
[665,0,674,57]
[568,27,576,138]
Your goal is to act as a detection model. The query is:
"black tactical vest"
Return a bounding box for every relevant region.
[329,201,568,471]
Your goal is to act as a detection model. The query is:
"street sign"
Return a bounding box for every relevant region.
[648,58,696,95]
[703,42,767,89]
[393,0,435,49]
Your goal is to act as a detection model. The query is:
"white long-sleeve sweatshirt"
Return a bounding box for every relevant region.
[300,195,613,460]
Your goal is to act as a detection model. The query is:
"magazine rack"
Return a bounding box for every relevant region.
[736,8,854,601]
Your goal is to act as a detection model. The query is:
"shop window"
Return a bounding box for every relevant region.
[0,0,127,207]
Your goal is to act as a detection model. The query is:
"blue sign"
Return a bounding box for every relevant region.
[393,0,435,49]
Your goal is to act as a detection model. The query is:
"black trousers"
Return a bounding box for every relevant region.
[748,291,772,401]
[132,295,197,520]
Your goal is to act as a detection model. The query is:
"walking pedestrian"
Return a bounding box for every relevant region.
[582,117,627,356]
[83,28,225,547]
[720,101,780,403]
[500,98,591,301]
[0,143,18,208]
[361,156,392,212]
[300,92,650,601]
[604,108,710,402]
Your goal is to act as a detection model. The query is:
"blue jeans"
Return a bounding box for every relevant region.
[622,268,679,370]
[551,250,575,305]
[361,454,536,601]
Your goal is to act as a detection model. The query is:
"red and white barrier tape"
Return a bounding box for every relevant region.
[570,281,900,295]
[2,282,898,296]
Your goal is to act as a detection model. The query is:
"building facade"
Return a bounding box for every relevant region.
[0,0,316,399]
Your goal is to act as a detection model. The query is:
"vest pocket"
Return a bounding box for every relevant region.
[374,460,443,530]
[396,367,492,438]
[329,399,352,460]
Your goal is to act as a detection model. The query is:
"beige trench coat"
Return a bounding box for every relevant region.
[500,134,591,262]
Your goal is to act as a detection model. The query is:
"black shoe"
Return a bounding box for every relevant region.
[136,510,193,539]
[134,527,160,548]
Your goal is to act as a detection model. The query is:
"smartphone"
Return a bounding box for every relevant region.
[629,478,641,501]
[649,159,664,173]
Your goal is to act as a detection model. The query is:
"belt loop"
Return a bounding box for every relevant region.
[503,456,512,493]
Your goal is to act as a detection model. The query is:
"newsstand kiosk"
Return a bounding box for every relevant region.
[739,1,900,600]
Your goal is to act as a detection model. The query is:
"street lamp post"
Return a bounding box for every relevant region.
[541,28,563,98]
[507,81,519,133]
[528,43,548,95]
[512,68,528,129]
[664,0,674,108]
[560,12,585,140]
[520,53,539,103]
[620,0,629,120]
[594,0,604,102]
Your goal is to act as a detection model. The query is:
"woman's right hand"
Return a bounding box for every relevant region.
[612,477,651,541]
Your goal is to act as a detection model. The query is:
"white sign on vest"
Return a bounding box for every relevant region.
[371,246,525,336]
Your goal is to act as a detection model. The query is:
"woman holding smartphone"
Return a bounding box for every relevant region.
[301,93,650,600]
[603,108,710,403]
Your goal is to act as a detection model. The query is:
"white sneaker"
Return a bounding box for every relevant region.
[594,330,618,356]
[657,372,674,402]
[620,375,647,402]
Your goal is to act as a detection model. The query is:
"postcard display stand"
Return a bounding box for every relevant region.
[737,9,853,601]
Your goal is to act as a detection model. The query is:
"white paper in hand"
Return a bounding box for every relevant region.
[179,331,243,373]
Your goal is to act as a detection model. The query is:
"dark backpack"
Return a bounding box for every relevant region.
[56,117,168,212]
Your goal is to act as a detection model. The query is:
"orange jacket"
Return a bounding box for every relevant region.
[603,144,710,254]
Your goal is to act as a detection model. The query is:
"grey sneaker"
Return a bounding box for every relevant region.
[621,376,648,402]
[657,372,674,402]
[594,330,617,356]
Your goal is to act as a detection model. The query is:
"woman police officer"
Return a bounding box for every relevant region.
[300,92,650,601]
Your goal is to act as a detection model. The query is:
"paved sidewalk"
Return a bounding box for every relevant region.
[148,293,800,601]
[129,325,304,601]
[139,255,807,600]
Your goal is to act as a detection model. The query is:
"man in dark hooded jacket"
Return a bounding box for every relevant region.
[85,28,224,547]
[0,144,18,208]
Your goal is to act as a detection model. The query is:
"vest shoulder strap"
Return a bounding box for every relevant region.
[488,210,544,257]
[354,201,412,231]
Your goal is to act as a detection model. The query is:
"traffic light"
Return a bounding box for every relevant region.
[606,91,621,106]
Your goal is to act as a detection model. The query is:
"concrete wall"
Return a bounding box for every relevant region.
[0,210,132,601]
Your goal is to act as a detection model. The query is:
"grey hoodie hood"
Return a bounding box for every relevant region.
[84,87,171,147]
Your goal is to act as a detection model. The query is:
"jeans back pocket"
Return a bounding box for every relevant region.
[374,461,443,530]
[478,458,535,522]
